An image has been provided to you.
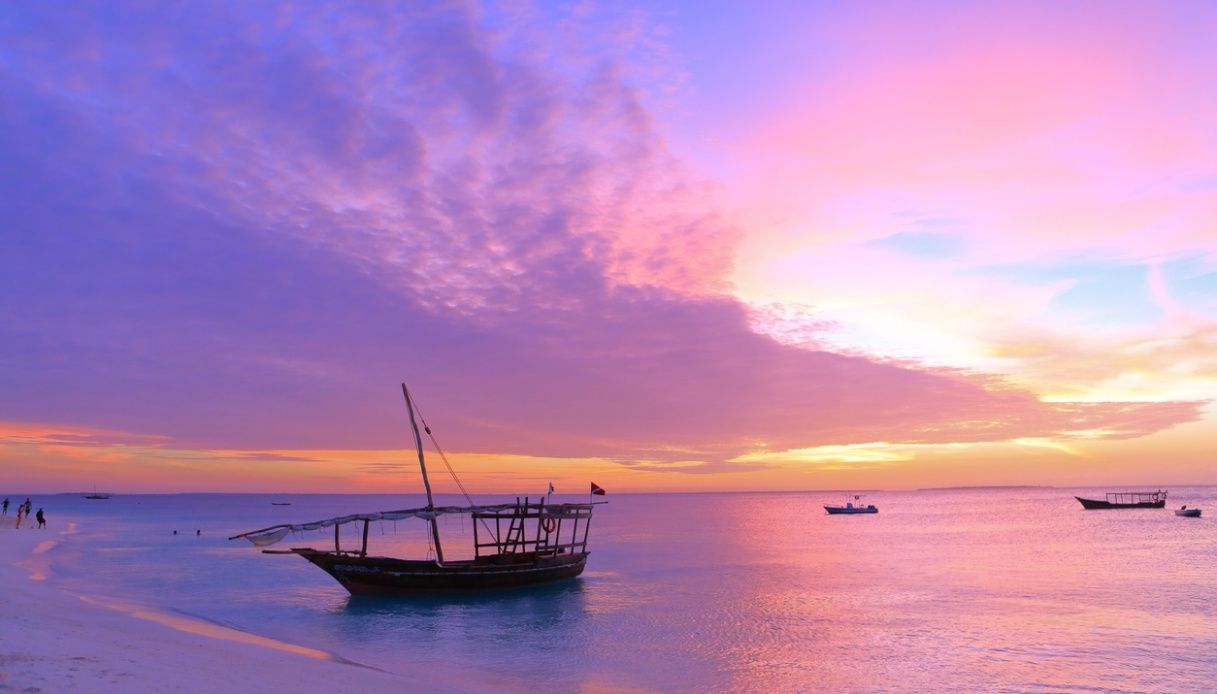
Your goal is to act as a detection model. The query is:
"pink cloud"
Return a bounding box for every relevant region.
[730,1,1217,258]
[0,0,1207,488]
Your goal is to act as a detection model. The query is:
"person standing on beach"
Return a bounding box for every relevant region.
[36,508,46,528]
[24,498,32,516]
[2,498,8,515]
[15,505,23,528]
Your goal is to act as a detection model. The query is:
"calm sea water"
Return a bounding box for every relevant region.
[24,488,1217,693]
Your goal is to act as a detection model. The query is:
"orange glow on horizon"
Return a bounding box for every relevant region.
[3,414,1214,495]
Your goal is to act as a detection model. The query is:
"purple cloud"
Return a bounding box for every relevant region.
[0,1,1204,473]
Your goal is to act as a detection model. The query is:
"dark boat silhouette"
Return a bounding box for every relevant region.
[232,384,602,595]
[824,494,878,514]
[1075,490,1167,509]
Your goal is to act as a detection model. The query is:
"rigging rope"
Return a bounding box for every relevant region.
[407,391,500,540]
[408,392,476,506]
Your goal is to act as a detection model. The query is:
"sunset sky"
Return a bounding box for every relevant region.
[3,0,1214,494]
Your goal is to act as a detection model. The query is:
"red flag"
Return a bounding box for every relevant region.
[590,482,606,496]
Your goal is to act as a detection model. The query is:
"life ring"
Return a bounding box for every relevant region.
[540,517,557,533]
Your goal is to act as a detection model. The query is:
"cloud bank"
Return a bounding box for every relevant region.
[0,1,1204,473]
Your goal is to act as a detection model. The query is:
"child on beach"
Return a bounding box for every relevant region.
[15,505,23,528]
[2,498,8,515]
[36,508,45,528]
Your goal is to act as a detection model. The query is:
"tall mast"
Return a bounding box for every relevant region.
[402,383,443,563]
[402,384,435,508]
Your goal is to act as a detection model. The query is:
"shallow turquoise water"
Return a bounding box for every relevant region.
[26,488,1217,692]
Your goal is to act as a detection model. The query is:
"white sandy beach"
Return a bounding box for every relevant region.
[0,515,481,693]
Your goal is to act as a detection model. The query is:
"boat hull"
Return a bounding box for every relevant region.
[292,548,589,595]
[824,506,877,514]
[1075,496,1166,510]
[1175,509,1202,517]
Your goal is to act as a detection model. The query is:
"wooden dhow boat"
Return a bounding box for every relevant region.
[84,485,110,500]
[230,385,603,595]
[1074,490,1167,510]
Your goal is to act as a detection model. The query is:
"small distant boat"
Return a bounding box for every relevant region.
[1075,490,1167,509]
[1175,506,1201,518]
[84,485,110,500]
[231,384,603,595]
[270,502,292,506]
[825,495,877,515]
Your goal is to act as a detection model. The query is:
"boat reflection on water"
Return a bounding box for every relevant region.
[342,577,587,616]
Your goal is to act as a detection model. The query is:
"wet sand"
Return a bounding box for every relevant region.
[0,515,476,693]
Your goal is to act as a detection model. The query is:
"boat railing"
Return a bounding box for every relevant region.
[231,498,598,561]
[472,498,593,559]
[1104,490,1166,504]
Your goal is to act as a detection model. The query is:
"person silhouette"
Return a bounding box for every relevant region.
[36,508,45,528]
[2,498,8,515]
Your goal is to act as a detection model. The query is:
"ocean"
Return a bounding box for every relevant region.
[21,487,1217,693]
